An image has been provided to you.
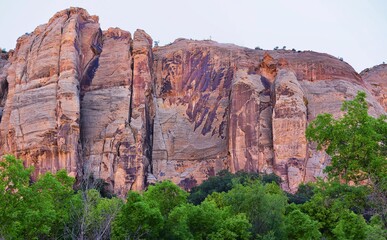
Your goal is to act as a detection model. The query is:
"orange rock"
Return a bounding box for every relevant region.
[0,8,385,195]
[361,64,387,112]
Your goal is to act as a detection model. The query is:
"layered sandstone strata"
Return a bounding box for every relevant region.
[0,8,385,195]
[361,64,387,112]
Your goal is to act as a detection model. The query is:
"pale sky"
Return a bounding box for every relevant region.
[0,0,386,72]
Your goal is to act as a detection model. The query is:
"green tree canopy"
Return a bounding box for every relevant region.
[111,191,162,240]
[0,155,76,239]
[207,181,287,239]
[285,206,321,240]
[306,92,387,225]
[306,91,387,184]
[143,180,188,217]
[165,201,251,240]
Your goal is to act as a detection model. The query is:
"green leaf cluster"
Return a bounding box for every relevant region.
[306,91,387,225]
[306,92,386,184]
[0,155,75,239]
[0,155,124,239]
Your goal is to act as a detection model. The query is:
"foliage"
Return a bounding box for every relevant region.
[0,155,77,239]
[111,192,162,240]
[189,170,240,205]
[31,170,75,238]
[143,180,188,217]
[365,215,387,240]
[314,180,370,214]
[301,189,346,238]
[0,155,32,238]
[332,210,368,240]
[165,202,251,240]
[0,155,123,239]
[285,207,321,240]
[306,91,387,224]
[207,180,287,239]
[287,182,315,204]
[306,91,387,184]
[188,170,280,205]
[67,189,123,239]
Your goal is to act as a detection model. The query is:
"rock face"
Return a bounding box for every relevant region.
[361,64,387,112]
[0,8,385,195]
[272,70,307,191]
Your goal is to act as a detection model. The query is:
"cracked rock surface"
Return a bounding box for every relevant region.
[0,8,385,195]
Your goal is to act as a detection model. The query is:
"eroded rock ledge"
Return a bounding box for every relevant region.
[0,8,385,195]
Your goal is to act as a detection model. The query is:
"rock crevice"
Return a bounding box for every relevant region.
[0,8,385,195]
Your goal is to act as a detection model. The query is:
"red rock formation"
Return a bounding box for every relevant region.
[272,70,307,191]
[361,64,387,112]
[130,29,155,191]
[0,8,385,195]
[80,27,133,196]
[152,40,234,189]
[0,51,9,121]
[0,8,97,178]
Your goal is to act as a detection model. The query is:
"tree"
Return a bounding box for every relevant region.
[143,180,188,217]
[188,170,280,205]
[0,155,34,238]
[298,179,385,239]
[287,182,315,204]
[64,189,123,240]
[111,192,163,240]
[301,192,343,238]
[0,155,77,239]
[31,170,76,238]
[306,91,387,224]
[165,201,251,240]
[332,210,368,240]
[306,91,386,184]
[365,216,387,240]
[208,181,287,239]
[285,207,321,240]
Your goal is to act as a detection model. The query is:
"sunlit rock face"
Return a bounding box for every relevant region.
[0,8,97,180]
[0,8,385,195]
[361,64,387,112]
[272,70,307,192]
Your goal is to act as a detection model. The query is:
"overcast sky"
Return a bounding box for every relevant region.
[1,0,386,72]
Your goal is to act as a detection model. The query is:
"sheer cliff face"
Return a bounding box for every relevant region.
[0,8,385,195]
[361,64,387,112]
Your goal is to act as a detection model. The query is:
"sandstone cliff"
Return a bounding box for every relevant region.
[0,8,385,195]
[361,64,387,112]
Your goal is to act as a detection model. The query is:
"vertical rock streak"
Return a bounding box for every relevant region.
[0,8,385,195]
[272,70,308,191]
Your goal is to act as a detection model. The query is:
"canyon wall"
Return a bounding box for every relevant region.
[0,8,385,195]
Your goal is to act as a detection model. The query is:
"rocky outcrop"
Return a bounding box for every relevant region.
[0,8,96,178]
[130,29,155,191]
[229,70,272,174]
[0,8,385,195]
[152,40,234,189]
[361,64,387,112]
[0,51,9,121]
[272,70,307,191]
[80,27,133,196]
